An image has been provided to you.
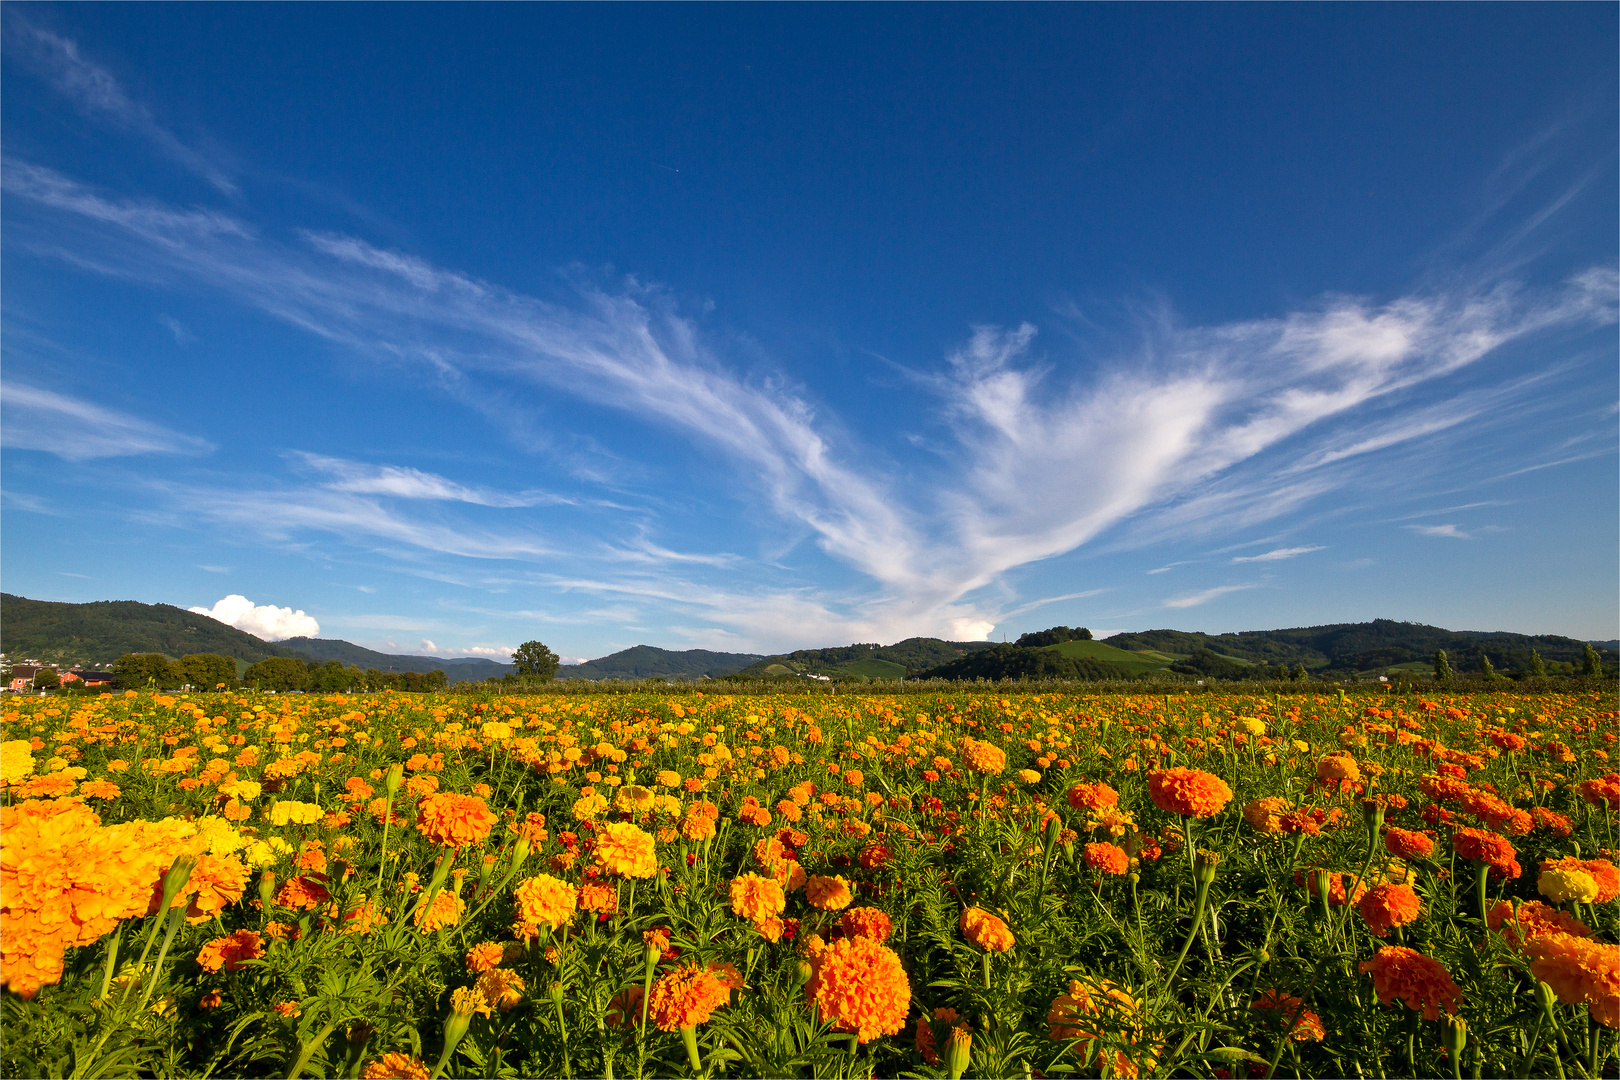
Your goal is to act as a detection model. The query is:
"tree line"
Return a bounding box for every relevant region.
[108,653,449,693]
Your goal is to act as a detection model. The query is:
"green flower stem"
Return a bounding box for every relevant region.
[1160,873,1212,994]
[97,922,121,1002]
[1474,862,1491,926]
[680,1025,702,1072]
[286,1019,338,1080]
[139,904,187,1010]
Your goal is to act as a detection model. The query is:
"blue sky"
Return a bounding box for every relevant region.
[2,5,1615,661]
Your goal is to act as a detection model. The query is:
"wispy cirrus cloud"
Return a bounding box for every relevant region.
[5,160,1614,642]
[1408,523,1472,539]
[1163,583,1259,609]
[3,15,237,193]
[1231,546,1325,564]
[1,381,213,460]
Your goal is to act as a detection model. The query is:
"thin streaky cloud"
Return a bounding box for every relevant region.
[6,162,1617,641]
[289,452,574,508]
[1231,546,1325,564]
[1408,523,1471,539]
[1,381,213,460]
[3,16,237,193]
[1163,583,1258,609]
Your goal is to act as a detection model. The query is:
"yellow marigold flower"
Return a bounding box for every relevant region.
[960,906,1015,952]
[730,872,787,921]
[1,740,37,785]
[595,821,657,878]
[805,874,854,911]
[1017,769,1042,784]
[413,889,465,933]
[656,770,682,788]
[269,801,323,827]
[806,936,911,1043]
[572,793,609,821]
[1316,755,1361,783]
[1540,868,1601,905]
[1235,718,1267,736]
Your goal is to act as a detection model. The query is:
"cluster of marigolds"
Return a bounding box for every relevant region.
[0,687,1616,1078]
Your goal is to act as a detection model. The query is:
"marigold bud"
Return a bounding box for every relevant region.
[944,1025,972,1080]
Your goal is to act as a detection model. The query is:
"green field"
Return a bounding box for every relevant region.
[1037,639,1173,674]
[831,657,910,679]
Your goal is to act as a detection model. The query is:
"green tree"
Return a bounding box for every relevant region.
[1433,650,1453,681]
[32,668,60,690]
[1291,662,1308,682]
[511,641,560,681]
[181,654,238,691]
[1527,649,1546,678]
[243,657,313,692]
[1583,643,1603,677]
[112,653,185,689]
[1480,653,1496,678]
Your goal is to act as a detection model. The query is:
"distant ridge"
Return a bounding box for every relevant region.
[0,593,306,667]
[278,637,512,681]
[558,645,763,680]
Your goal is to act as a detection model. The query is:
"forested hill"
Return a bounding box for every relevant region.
[558,646,764,680]
[0,593,307,667]
[278,637,512,680]
[1103,620,1617,676]
[736,637,1001,679]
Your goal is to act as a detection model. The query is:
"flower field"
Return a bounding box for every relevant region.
[2,687,1616,1079]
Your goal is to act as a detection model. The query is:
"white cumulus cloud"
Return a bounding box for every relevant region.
[190,595,320,640]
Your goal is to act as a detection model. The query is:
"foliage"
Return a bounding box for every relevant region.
[510,642,561,682]
[1014,626,1093,647]
[913,644,1134,681]
[1,685,1617,1079]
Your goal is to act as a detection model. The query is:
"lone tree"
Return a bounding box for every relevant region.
[1527,649,1546,678]
[1582,643,1602,677]
[1480,653,1497,678]
[511,641,560,681]
[1433,650,1453,681]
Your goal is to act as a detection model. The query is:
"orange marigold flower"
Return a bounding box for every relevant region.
[804,873,854,912]
[1250,989,1325,1042]
[1579,773,1620,810]
[960,737,1007,775]
[1296,869,1366,907]
[1384,827,1434,861]
[415,792,496,848]
[1316,755,1361,783]
[361,1052,431,1079]
[731,872,788,921]
[465,942,507,973]
[1487,899,1593,950]
[1243,797,1289,834]
[1451,827,1521,880]
[840,906,894,942]
[1047,977,1151,1078]
[1357,883,1422,938]
[413,888,465,932]
[806,935,911,1043]
[1083,842,1130,875]
[276,873,332,912]
[474,967,526,1012]
[648,964,730,1030]
[1541,857,1620,905]
[606,985,645,1029]
[1524,932,1620,1029]
[196,929,264,974]
[595,821,657,878]
[915,1006,960,1066]
[960,906,1015,952]
[513,873,577,930]
[1146,768,1233,817]
[1358,946,1461,1020]
[1067,782,1119,812]
[578,881,618,914]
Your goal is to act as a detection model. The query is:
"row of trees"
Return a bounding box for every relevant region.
[1434,644,1607,680]
[107,653,449,693]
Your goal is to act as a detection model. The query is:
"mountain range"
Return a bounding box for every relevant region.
[1,594,1612,685]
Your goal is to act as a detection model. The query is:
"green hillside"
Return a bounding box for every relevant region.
[1039,639,1172,674]
[559,645,763,680]
[0,593,308,667]
[279,637,511,683]
[736,637,998,679]
[1104,619,1617,676]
